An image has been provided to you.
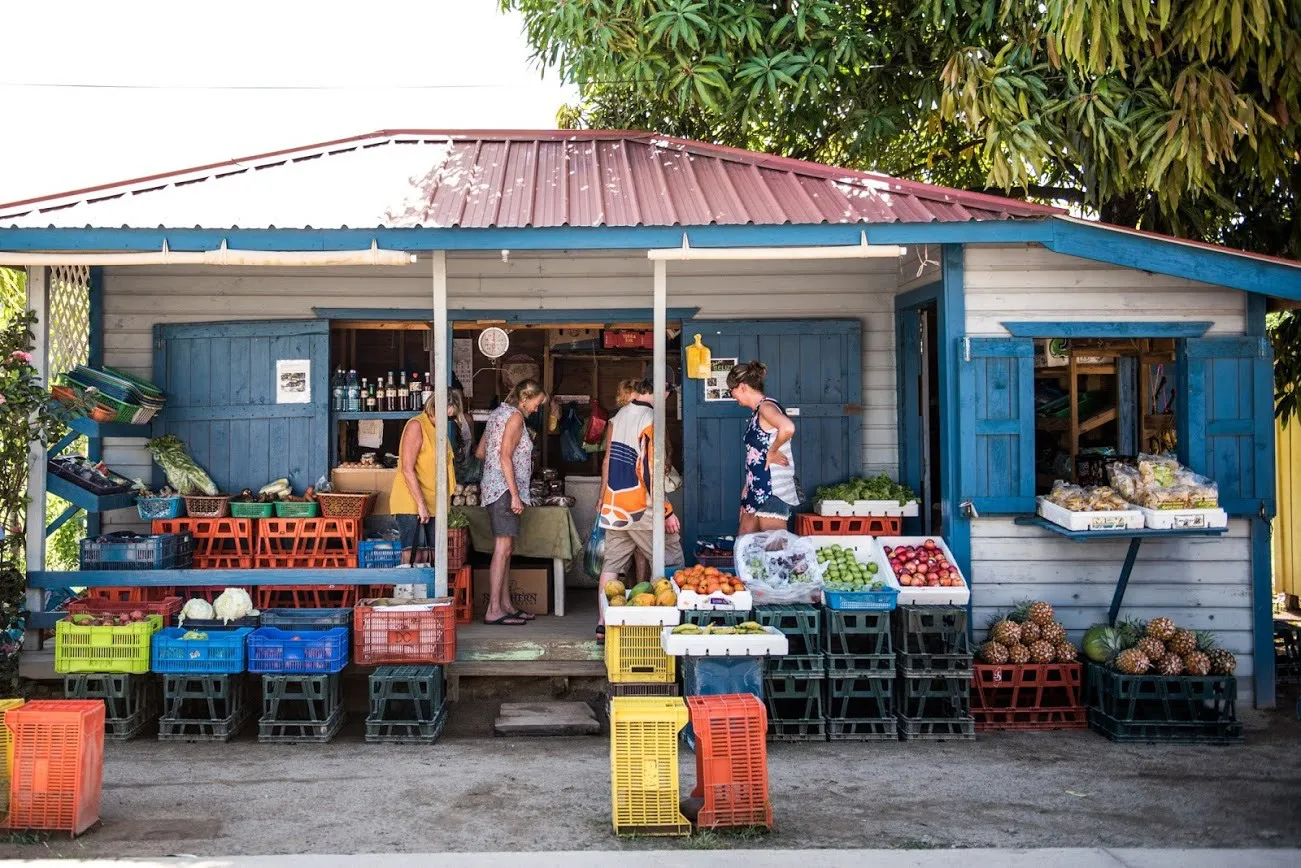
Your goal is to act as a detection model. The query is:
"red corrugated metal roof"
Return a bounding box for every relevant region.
[0,129,1063,229]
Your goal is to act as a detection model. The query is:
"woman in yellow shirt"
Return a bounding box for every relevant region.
[390,393,460,564]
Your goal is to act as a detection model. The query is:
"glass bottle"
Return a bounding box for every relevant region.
[346,370,360,412]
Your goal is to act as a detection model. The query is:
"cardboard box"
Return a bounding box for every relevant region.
[1034,338,1069,368]
[472,567,549,617]
[331,466,399,515]
[548,328,601,350]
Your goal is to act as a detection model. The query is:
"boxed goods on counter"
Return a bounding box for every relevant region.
[1108,455,1228,529]
[1037,481,1144,532]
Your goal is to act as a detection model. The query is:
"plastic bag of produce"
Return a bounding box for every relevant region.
[734,530,825,604]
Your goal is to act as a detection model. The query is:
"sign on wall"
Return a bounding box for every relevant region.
[276,359,311,404]
[703,357,737,402]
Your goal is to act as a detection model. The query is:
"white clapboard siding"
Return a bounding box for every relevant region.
[963,244,1245,336]
[101,253,905,523]
[971,517,1255,700]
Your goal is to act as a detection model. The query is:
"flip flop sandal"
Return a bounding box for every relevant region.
[485,614,528,626]
[510,610,536,621]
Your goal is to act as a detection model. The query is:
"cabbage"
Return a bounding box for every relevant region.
[179,598,215,625]
[213,588,257,624]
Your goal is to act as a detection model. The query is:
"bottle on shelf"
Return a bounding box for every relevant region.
[365,379,378,412]
[422,371,433,408]
[411,372,423,409]
[398,370,409,412]
[385,371,396,412]
[346,370,360,412]
[331,368,344,412]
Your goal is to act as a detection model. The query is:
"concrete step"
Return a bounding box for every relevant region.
[494,701,599,736]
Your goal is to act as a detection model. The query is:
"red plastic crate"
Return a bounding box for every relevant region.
[971,663,1086,731]
[84,586,177,603]
[603,329,652,349]
[451,566,472,625]
[153,518,256,569]
[686,693,773,830]
[66,595,184,628]
[5,700,105,835]
[353,599,457,665]
[795,514,902,536]
[254,518,358,568]
[256,585,359,609]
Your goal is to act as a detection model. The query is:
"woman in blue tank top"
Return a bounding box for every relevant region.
[727,361,798,534]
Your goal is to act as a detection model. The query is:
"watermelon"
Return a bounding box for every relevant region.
[1082,624,1117,663]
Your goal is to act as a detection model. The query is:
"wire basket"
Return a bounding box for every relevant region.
[184,495,230,518]
[274,501,320,518]
[317,492,376,520]
[229,502,275,518]
[136,496,184,521]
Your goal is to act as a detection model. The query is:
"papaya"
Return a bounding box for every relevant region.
[628,582,654,599]
[655,589,677,607]
[607,595,627,607]
[604,579,626,599]
[632,593,656,607]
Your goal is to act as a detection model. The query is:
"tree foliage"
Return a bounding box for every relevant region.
[505,0,1301,257]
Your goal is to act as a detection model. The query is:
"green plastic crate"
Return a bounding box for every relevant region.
[54,614,163,674]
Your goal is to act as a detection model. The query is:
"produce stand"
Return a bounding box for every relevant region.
[1014,517,1229,625]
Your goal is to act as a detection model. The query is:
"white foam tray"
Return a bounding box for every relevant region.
[599,593,681,626]
[875,536,970,606]
[1036,497,1145,532]
[809,536,901,594]
[676,589,754,611]
[815,499,919,517]
[660,625,789,657]
[1136,505,1228,530]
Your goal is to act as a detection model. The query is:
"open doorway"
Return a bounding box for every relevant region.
[897,300,944,535]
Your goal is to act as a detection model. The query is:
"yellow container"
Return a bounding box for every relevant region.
[610,696,691,836]
[685,334,711,380]
[605,625,676,684]
[54,614,162,675]
[0,698,24,814]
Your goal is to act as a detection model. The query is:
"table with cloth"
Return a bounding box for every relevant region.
[462,505,584,616]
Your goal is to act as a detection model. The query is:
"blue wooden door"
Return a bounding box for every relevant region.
[681,319,862,544]
[1178,336,1276,517]
[154,320,331,493]
[959,337,1037,514]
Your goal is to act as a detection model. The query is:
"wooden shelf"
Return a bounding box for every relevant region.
[1079,407,1117,434]
[333,411,415,421]
[1035,365,1116,377]
[46,474,138,513]
[49,405,153,439]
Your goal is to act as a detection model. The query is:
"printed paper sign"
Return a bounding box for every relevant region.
[276,359,311,404]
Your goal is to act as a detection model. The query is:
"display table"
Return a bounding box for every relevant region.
[463,505,584,616]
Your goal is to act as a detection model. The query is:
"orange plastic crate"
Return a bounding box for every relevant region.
[254,518,358,568]
[84,587,177,603]
[686,693,773,830]
[66,595,184,628]
[971,663,1086,731]
[256,585,359,609]
[451,566,472,625]
[153,518,256,569]
[0,699,23,815]
[5,700,105,835]
[353,599,457,665]
[795,514,902,536]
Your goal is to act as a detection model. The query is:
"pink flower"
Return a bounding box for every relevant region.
[0,394,6,406]
[10,350,33,365]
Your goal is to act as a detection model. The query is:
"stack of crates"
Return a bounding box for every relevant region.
[605,619,678,702]
[366,665,448,743]
[248,624,350,743]
[755,604,825,740]
[892,606,974,741]
[152,623,257,742]
[609,696,691,837]
[823,608,898,741]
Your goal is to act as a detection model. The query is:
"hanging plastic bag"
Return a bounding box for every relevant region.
[585,523,607,579]
[560,403,586,463]
[583,402,609,447]
[734,530,825,604]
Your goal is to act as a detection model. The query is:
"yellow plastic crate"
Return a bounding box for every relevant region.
[54,615,162,675]
[0,697,23,814]
[610,697,690,837]
[605,625,676,684]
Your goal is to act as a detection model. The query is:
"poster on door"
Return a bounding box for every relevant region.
[275,359,311,404]
[703,357,736,402]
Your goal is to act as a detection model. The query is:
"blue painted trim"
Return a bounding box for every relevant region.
[894,281,941,311]
[28,567,436,589]
[1108,538,1144,625]
[1046,219,1301,300]
[1251,518,1276,708]
[45,505,80,537]
[60,415,152,439]
[150,322,166,490]
[938,245,970,628]
[1001,321,1214,338]
[968,338,1035,358]
[49,430,79,457]
[315,306,703,323]
[45,474,136,513]
[160,319,330,339]
[895,307,922,514]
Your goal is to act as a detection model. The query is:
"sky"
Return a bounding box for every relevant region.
[0,0,577,204]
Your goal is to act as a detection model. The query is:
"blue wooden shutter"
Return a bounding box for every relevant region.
[960,337,1035,513]
[1178,336,1275,517]
[154,319,331,493]
[681,319,862,543]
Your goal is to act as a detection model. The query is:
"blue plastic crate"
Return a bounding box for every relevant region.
[359,539,403,569]
[247,627,349,674]
[80,532,193,571]
[152,627,253,674]
[823,587,899,611]
[260,608,353,630]
[136,496,184,521]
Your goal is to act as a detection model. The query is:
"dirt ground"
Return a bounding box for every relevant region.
[2,682,1298,859]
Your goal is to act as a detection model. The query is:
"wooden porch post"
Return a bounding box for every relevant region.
[432,251,449,597]
[24,266,49,651]
[652,258,667,577]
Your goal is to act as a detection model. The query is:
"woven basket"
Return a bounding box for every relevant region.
[317,492,376,520]
[183,495,230,518]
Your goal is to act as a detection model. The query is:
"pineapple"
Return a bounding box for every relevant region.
[1183,651,1212,676]
[1027,600,1055,626]
[1114,617,1145,650]
[1055,641,1079,662]
[1209,648,1237,676]
[1146,616,1177,641]
[1040,621,1067,645]
[1114,648,1150,675]
[991,620,1022,647]
[1155,653,1184,676]
[1007,644,1032,664]
[981,641,1010,664]
[1167,629,1197,656]
[1136,637,1166,661]
[1029,640,1057,664]
[1020,621,1043,643]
